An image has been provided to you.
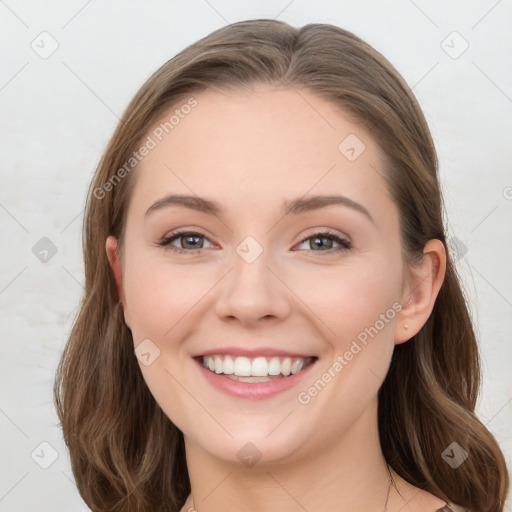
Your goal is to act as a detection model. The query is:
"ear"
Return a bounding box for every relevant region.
[106,236,131,328]
[395,239,446,344]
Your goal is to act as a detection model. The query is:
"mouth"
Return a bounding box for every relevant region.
[195,354,317,383]
[191,346,319,399]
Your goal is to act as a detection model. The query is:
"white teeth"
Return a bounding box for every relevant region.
[234,356,251,377]
[268,357,281,375]
[201,354,312,377]
[223,355,234,374]
[251,357,268,377]
[291,359,303,374]
[281,358,292,376]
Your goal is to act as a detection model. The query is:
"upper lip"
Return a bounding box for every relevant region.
[192,347,316,359]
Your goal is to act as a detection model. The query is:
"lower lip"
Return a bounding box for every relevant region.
[194,357,318,400]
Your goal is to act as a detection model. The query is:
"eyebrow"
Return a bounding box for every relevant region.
[144,193,374,223]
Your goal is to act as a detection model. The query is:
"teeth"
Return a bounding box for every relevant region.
[201,354,312,377]
[268,357,281,375]
[281,358,291,376]
[234,356,251,376]
[291,359,303,374]
[251,357,268,377]
[223,355,234,374]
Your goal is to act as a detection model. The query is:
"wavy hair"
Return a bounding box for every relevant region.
[54,19,509,511]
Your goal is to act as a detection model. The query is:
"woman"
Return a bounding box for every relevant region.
[54,19,509,512]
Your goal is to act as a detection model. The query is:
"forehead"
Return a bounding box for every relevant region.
[129,85,393,222]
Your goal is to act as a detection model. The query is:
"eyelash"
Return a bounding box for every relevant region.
[157,229,351,255]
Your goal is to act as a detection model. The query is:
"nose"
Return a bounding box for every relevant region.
[214,246,291,328]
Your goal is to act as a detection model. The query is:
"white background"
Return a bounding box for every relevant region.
[1,1,511,510]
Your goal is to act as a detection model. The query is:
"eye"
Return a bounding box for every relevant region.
[295,230,351,254]
[157,229,351,255]
[157,230,215,254]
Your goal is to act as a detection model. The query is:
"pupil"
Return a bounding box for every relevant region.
[312,236,332,250]
[184,235,202,249]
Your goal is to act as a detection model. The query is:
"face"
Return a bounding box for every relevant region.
[109,85,411,466]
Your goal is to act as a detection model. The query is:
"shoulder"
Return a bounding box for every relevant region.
[436,503,471,512]
[390,471,470,512]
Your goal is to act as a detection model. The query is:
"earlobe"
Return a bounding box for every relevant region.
[395,239,447,344]
[106,236,123,301]
[105,236,131,328]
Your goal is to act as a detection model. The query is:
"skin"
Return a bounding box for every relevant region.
[106,85,446,511]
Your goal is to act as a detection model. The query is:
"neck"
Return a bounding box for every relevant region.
[182,400,394,512]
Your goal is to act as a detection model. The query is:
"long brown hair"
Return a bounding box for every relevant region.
[54,19,509,511]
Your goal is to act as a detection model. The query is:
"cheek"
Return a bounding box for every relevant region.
[292,265,400,430]
[122,250,215,341]
[290,259,402,345]
[290,259,401,411]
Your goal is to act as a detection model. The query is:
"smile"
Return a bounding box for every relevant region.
[200,355,315,382]
[193,353,318,399]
